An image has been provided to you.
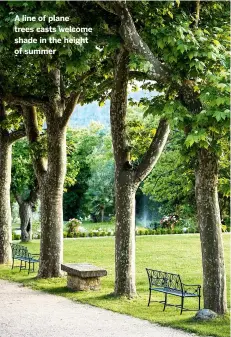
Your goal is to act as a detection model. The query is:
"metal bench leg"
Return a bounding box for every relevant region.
[163,293,167,311]
[180,296,184,314]
[28,261,31,274]
[19,260,23,272]
[11,258,14,270]
[148,289,151,306]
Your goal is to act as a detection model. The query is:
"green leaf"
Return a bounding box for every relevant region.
[212,110,230,121]
[157,40,165,49]
[185,134,196,148]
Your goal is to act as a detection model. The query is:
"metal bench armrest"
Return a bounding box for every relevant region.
[182,283,201,295]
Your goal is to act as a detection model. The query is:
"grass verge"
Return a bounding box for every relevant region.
[0,234,230,337]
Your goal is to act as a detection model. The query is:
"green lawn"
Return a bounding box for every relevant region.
[0,234,230,337]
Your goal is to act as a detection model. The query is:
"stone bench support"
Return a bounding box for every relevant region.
[61,263,107,291]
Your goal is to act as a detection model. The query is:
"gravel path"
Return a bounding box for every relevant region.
[0,279,204,337]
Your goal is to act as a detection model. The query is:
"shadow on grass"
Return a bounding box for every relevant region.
[167,314,231,337]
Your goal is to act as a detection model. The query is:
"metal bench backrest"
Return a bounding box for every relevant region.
[11,243,29,259]
[146,269,183,291]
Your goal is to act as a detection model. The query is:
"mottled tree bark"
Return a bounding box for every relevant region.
[100,206,105,223]
[111,47,169,297]
[0,100,25,263]
[0,137,12,263]
[19,201,33,242]
[15,187,39,242]
[195,148,227,314]
[38,123,67,277]
[114,172,137,296]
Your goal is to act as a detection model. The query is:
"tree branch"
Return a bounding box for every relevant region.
[22,106,47,175]
[49,68,61,106]
[0,98,6,119]
[97,1,169,82]
[8,129,26,144]
[3,93,49,107]
[195,0,200,28]
[13,192,23,205]
[110,46,130,166]
[61,92,80,127]
[135,118,170,184]
[29,182,39,205]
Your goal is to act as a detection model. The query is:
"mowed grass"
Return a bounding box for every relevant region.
[0,234,230,337]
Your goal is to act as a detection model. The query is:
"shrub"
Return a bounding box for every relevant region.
[175,228,182,234]
[96,231,100,237]
[160,215,178,230]
[88,232,93,237]
[155,229,161,235]
[100,231,106,236]
[166,229,172,234]
[107,231,111,236]
[66,218,82,236]
[144,230,149,235]
[63,231,67,238]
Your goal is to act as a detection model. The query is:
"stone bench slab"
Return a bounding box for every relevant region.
[61,263,107,278]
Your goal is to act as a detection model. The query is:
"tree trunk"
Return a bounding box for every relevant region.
[195,148,227,314]
[0,138,12,263]
[100,206,105,223]
[110,47,169,297]
[114,171,137,296]
[18,201,33,242]
[37,125,66,278]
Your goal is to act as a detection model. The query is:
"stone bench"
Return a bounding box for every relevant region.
[61,263,107,291]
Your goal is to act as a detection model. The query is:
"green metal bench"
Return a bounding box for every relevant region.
[146,268,201,314]
[10,243,39,274]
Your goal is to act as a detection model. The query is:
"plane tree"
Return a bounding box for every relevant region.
[97,0,229,313]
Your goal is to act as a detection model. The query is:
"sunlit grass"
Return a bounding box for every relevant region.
[0,234,230,337]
